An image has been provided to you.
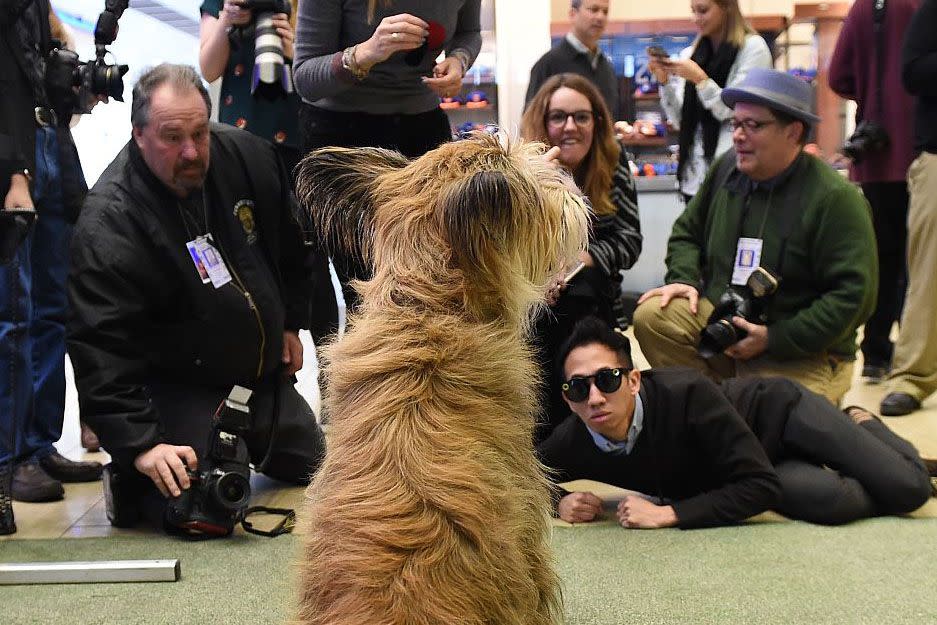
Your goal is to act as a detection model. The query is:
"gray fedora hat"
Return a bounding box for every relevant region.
[721,68,821,125]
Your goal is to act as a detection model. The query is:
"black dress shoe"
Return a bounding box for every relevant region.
[862,363,889,384]
[38,450,103,483]
[12,461,64,502]
[880,392,921,416]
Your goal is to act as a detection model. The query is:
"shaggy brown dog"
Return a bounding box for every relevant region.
[291,135,590,625]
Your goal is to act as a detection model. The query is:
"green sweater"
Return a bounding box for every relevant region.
[665,151,877,360]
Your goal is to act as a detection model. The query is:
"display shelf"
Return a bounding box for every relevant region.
[635,175,678,192]
[621,135,669,147]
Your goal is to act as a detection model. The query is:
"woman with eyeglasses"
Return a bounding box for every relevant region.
[648,0,771,202]
[520,73,642,443]
[292,0,481,327]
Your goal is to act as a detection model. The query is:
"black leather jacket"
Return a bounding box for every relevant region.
[67,123,313,458]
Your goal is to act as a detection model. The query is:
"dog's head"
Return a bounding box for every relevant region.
[295,134,589,328]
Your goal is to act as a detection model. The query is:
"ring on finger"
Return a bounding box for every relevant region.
[391,32,399,40]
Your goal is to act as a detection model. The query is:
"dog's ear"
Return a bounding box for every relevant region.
[442,169,514,269]
[294,146,409,262]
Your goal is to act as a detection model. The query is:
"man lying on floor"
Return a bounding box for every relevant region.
[537,316,932,529]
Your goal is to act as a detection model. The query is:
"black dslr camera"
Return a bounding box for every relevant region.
[164,386,254,537]
[842,120,890,164]
[233,0,294,100]
[45,0,129,115]
[698,267,779,359]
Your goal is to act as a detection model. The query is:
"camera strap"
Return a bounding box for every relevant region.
[872,0,887,121]
[241,505,295,537]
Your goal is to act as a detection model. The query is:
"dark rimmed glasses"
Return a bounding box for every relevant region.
[562,367,625,403]
[729,118,777,133]
[546,109,596,128]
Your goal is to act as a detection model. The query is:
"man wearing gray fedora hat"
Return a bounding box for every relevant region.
[634,67,877,405]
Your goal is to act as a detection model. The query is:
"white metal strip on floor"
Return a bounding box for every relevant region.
[0,559,180,584]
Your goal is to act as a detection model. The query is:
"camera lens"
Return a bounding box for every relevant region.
[92,63,129,102]
[212,472,251,510]
[698,319,740,359]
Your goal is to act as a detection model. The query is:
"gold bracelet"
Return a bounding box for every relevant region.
[341,45,369,81]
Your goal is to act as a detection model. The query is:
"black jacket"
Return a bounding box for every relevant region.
[0,0,49,195]
[538,368,781,529]
[67,123,313,458]
[902,0,937,152]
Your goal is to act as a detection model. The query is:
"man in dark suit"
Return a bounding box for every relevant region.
[525,0,619,119]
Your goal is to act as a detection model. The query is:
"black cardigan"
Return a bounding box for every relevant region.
[537,368,782,529]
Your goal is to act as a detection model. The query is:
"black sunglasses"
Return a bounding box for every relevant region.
[562,367,624,403]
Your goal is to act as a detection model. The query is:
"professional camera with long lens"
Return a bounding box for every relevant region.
[45,0,129,115]
[164,386,254,537]
[235,0,294,100]
[698,267,779,359]
[842,120,890,164]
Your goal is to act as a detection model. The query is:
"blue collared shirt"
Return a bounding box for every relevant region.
[585,393,645,455]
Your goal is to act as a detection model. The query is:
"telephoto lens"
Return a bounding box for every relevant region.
[251,0,294,100]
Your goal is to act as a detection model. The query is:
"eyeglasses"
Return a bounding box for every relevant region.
[729,118,777,133]
[562,367,624,402]
[546,109,595,128]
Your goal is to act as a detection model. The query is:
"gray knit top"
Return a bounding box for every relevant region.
[294,0,481,114]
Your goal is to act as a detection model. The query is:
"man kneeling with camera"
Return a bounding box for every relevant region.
[539,317,932,528]
[633,68,877,405]
[67,64,325,537]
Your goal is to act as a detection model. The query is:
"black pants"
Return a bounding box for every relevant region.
[299,103,452,322]
[773,389,930,524]
[113,377,325,532]
[532,266,617,445]
[860,181,909,369]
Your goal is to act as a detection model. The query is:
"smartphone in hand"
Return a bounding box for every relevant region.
[564,261,586,285]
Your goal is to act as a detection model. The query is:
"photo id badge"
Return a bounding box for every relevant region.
[731,237,763,286]
[186,239,211,284]
[193,234,232,289]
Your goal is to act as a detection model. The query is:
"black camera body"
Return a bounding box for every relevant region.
[842,120,890,163]
[698,267,779,359]
[45,0,129,116]
[165,386,254,537]
[240,0,292,13]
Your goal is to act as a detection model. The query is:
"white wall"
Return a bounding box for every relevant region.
[495,1,552,135]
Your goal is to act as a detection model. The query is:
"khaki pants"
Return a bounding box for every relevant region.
[633,296,854,405]
[886,152,937,400]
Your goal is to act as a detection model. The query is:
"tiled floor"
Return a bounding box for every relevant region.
[3,328,935,541]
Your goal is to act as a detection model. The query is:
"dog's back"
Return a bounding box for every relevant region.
[292,136,589,625]
[294,310,560,625]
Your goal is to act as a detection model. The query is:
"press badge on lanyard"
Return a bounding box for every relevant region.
[731,237,763,286]
[187,234,232,289]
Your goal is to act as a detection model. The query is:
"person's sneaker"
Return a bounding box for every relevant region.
[80,421,101,452]
[861,363,889,384]
[12,461,64,502]
[880,392,921,417]
[38,450,103,483]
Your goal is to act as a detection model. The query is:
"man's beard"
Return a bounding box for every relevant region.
[173,159,207,193]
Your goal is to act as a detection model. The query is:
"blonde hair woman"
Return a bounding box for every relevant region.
[649,0,772,200]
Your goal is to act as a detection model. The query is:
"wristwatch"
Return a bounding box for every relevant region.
[341,45,369,81]
[12,168,32,184]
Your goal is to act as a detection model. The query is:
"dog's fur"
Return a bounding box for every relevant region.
[291,135,589,625]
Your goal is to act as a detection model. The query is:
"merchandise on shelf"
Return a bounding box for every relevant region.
[439,95,463,110]
[464,89,489,108]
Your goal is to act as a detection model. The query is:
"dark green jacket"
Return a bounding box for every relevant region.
[665,151,877,360]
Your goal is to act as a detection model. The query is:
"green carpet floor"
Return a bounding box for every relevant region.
[3,517,937,624]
